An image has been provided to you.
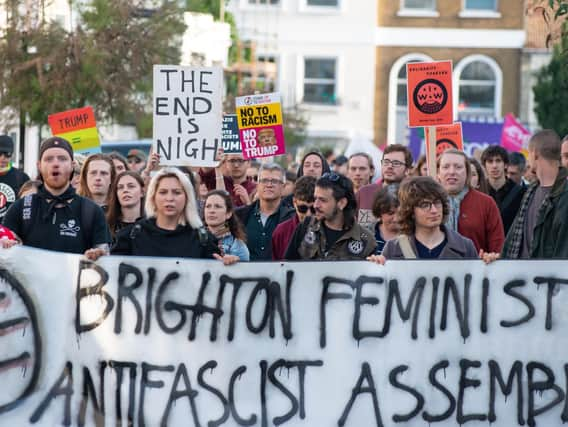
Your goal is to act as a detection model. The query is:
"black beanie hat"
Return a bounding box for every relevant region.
[0,135,14,153]
[39,137,74,160]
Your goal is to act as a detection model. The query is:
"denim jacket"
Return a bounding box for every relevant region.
[219,234,250,261]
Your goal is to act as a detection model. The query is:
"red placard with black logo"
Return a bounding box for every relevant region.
[407,61,453,128]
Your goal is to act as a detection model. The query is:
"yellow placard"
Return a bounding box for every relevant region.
[57,127,101,154]
[236,102,283,130]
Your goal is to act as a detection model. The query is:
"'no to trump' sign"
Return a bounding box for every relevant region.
[2,247,568,426]
[153,65,223,167]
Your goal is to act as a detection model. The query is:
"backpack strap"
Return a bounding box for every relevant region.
[397,235,417,259]
[498,184,523,216]
[20,194,36,239]
[80,198,96,246]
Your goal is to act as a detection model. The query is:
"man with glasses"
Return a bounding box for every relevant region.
[272,176,316,260]
[236,163,294,260]
[0,135,30,221]
[199,153,256,207]
[356,144,412,230]
[285,172,376,260]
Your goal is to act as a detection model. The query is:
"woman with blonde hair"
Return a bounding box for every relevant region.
[112,167,239,264]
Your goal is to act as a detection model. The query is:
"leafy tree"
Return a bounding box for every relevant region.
[0,0,186,134]
[533,28,568,136]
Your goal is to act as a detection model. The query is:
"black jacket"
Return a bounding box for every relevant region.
[111,217,219,258]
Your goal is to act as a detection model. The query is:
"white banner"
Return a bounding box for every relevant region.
[1,246,568,426]
[153,65,222,167]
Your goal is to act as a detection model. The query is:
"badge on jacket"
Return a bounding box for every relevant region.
[347,239,364,255]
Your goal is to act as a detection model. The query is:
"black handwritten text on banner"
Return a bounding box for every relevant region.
[1,247,568,426]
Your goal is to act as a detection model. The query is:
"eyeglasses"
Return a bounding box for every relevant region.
[0,151,12,158]
[381,159,406,168]
[296,204,316,214]
[417,200,443,210]
[258,178,283,186]
[128,157,142,164]
[226,159,245,165]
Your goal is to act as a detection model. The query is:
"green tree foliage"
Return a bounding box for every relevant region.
[0,0,186,131]
[533,29,568,136]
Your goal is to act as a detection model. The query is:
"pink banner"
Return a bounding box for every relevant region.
[239,125,286,160]
[500,113,530,152]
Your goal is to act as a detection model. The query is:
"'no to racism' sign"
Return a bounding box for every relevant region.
[235,93,286,160]
[407,61,454,128]
[153,65,223,167]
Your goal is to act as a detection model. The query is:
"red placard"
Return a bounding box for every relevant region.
[48,106,96,135]
[425,122,464,158]
[407,61,453,128]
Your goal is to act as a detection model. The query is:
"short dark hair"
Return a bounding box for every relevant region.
[316,173,357,228]
[383,144,413,168]
[481,145,509,166]
[508,151,526,171]
[371,187,400,222]
[528,129,561,161]
[294,176,316,202]
[398,176,449,235]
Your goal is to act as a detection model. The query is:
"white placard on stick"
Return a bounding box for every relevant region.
[2,246,568,426]
[153,65,223,166]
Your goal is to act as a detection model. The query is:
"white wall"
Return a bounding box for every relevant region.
[228,0,377,148]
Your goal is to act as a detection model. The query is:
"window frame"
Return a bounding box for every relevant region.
[459,0,501,18]
[387,53,433,144]
[453,54,502,119]
[301,56,340,106]
[398,0,439,17]
[299,0,344,13]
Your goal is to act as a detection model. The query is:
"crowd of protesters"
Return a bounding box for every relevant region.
[1,129,567,263]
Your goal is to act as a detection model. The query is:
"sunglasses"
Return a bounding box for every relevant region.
[247,175,259,182]
[296,204,316,214]
[321,172,341,182]
[0,151,12,158]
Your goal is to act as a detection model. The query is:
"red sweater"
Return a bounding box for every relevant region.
[271,215,300,260]
[458,189,505,253]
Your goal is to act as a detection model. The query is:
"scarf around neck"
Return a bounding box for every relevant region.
[37,184,76,221]
[446,187,469,232]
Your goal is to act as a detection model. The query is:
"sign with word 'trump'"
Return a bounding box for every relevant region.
[235,92,286,159]
[48,106,101,155]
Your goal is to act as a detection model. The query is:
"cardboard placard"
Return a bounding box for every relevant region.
[221,115,242,154]
[407,61,454,128]
[425,122,464,157]
[235,93,286,159]
[47,106,101,155]
[153,65,223,166]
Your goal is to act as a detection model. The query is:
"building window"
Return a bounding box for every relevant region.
[303,58,337,105]
[307,0,338,5]
[464,0,497,10]
[387,53,433,145]
[401,0,436,10]
[248,0,279,4]
[455,56,502,118]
